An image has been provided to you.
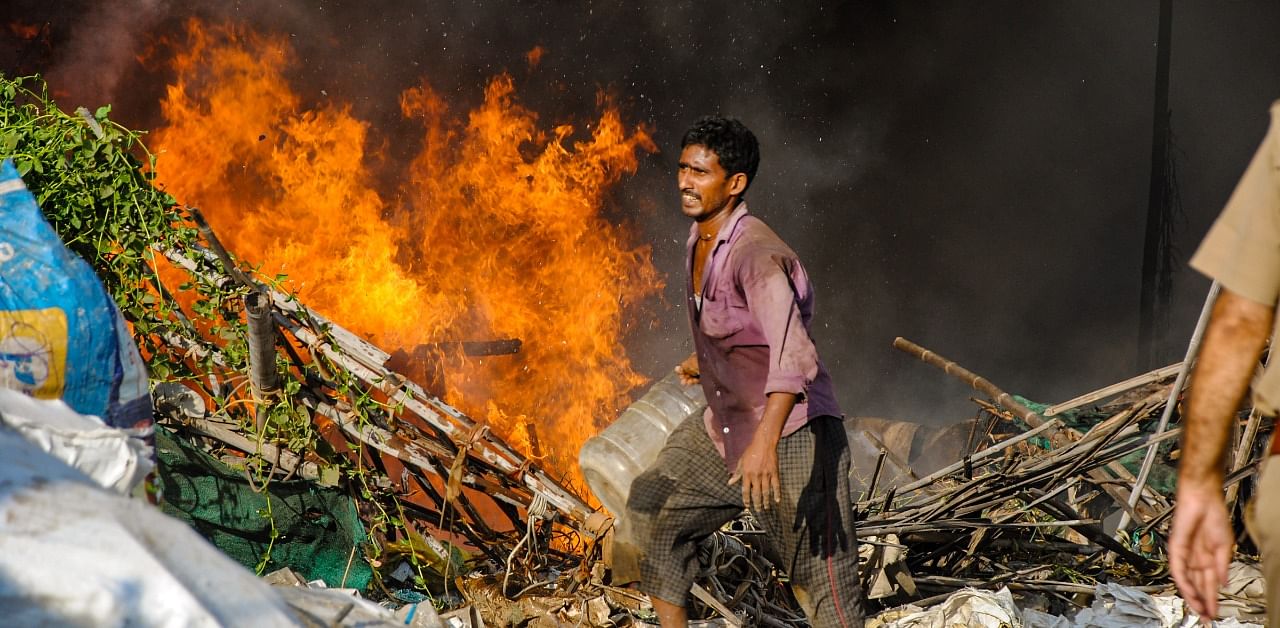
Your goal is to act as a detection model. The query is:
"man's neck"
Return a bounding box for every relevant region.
[695,199,741,240]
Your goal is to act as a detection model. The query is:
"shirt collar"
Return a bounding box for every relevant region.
[685,201,751,251]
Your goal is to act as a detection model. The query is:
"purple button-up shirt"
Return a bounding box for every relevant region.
[687,202,843,471]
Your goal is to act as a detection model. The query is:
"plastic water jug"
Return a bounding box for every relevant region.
[579,370,706,517]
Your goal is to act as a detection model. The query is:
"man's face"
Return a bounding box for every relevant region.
[678,144,742,221]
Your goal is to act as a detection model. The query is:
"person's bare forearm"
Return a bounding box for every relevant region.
[756,392,797,446]
[1182,289,1274,488]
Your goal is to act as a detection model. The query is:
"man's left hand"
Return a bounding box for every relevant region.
[730,434,781,511]
[1170,480,1233,620]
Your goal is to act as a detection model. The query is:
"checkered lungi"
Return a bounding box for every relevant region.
[626,414,864,627]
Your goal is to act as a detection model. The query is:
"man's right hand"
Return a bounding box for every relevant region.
[1169,480,1232,621]
[675,353,699,387]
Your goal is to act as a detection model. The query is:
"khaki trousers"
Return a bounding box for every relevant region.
[1245,454,1280,626]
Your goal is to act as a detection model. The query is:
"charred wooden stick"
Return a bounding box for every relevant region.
[864,449,888,503]
[439,339,523,356]
[893,337,1046,428]
[1033,493,1156,572]
[863,429,917,480]
[882,424,1164,529]
[987,538,1102,554]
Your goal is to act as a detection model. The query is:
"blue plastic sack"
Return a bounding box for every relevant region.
[0,159,152,428]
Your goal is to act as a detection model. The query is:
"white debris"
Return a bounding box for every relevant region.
[1069,582,1182,627]
[870,587,1020,627]
[872,578,1266,628]
[0,424,297,626]
[0,387,152,494]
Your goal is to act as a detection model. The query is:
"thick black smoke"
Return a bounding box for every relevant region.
[5,1,1280,422]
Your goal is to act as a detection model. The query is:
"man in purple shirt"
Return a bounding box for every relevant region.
[626,116,863,627]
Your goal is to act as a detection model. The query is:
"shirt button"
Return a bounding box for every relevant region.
[722,427,730,434]
[715,390,722,397]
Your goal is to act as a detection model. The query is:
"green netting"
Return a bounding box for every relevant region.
[154,426,373,590]
[1012,394,1179,496]
[1014,395,1094,432]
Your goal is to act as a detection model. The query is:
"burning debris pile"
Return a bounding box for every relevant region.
[0,70,650,624]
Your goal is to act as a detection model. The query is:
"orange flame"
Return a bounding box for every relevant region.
[8,21,43,40]
[150,20,660,492]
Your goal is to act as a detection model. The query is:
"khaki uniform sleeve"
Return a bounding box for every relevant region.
[1190,102,1280,307]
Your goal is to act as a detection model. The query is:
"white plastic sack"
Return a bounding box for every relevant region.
[0,424,297,627]
[0,387,151,494]
[874,587,1021,628]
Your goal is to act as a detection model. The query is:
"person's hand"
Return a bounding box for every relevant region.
[674,353,700,387]
[1169,480,1232,621]
[729,433,781,511]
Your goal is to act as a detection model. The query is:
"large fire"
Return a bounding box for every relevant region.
[150,20,661,493]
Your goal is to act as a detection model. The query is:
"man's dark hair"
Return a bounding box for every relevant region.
[681,116,760,192]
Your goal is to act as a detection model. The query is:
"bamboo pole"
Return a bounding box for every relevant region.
[893,337,1045,428]
[1117,280,1220,535]
[1044,362,1181,417]
[184,417,322,482]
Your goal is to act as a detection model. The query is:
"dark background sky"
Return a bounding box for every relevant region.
[5,1,1280,423]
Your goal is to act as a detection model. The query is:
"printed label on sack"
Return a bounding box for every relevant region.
[0,308,68,398]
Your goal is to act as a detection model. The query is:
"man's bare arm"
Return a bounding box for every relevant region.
[730,391,797,511]
[1182,289,1274,488]
[1172,288,1274,619]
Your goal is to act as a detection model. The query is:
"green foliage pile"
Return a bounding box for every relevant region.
[0,74,212,377]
